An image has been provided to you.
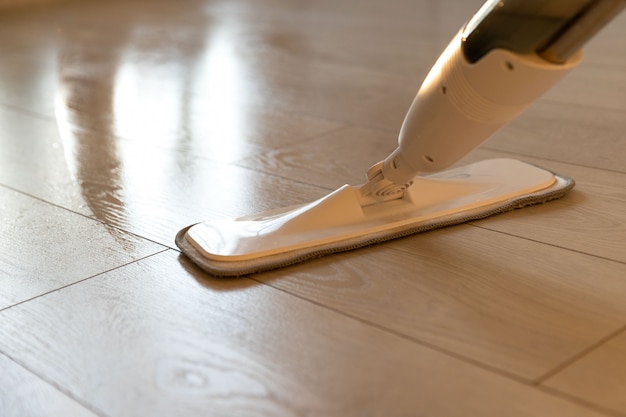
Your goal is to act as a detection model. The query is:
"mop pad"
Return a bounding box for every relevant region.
[176,158,574,277]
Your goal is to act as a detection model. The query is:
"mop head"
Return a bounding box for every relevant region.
[176,159,574,277]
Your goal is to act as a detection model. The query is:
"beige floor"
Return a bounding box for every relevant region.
[1,0,626,416]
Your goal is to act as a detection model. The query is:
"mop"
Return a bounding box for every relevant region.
[177,0,625,276]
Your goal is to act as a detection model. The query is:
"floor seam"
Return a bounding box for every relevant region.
[247,276,620,416]
[0,350,111,417]
[535,324,626,384]
[383,216,626,268]
[538,384,626,417]
[468,224,626,267]
[0,183,171,250]
[478,146,626,175]
[0,249,169,314]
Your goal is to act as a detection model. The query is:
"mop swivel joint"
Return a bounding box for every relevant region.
[360,161,413,203]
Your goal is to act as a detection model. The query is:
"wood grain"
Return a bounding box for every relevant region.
[0,250,610,417]
[543,64,626,112]
[238,126,397,190]
[256,223,626,381]
[485,101,626,173]
[0,353,98,417]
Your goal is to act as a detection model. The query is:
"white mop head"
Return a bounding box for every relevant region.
[176,159,574,277]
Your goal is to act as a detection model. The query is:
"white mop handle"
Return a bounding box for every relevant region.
[381,32,582,185]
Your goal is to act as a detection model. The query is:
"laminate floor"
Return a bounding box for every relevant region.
[1,0,626,416]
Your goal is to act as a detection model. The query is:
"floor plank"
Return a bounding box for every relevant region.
[543,65,626,112]
[0,186,165,310]
[0,0,489,134]
[0,353,99,417]
[544,328,626,415]
[255,222,626,381]
[0,250,611,417]
[0,108,87,211]
[466,149,626,265]
[1,0,625,414]
[485,101,626,173]
[0,105,333,248]
[238,126,397,190]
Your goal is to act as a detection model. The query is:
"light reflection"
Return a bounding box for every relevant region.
[112,25,249,161]
[55,87,81,183]
[110,24,253,227]
[193,29,247,162]
[112,55,185,205]
[55,9,260,242]
[113,59,184,147]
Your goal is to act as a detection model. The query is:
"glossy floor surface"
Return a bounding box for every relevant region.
[1,0,626,416]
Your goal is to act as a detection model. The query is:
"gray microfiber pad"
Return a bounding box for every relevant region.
[176,170,574,277]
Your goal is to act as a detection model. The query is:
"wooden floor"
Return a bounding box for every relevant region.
[1,0,626,415]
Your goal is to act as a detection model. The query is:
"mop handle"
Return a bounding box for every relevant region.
[362,0,625,203]
[463,0,626,64]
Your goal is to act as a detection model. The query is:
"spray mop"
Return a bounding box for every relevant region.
[177,0,625,276]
